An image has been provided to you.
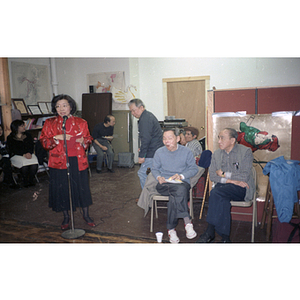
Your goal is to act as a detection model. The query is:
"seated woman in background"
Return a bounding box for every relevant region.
[0,124,20,189]
[6,119,38,187]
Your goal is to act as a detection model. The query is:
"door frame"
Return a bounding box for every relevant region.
[162,75,210,142]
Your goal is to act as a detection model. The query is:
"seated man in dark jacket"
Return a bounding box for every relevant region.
[92,115,116,173]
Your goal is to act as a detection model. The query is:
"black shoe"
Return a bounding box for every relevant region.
[195,232,215,243]
[220,238,231,243]
[96,169,102,174]
[107,168,115,173]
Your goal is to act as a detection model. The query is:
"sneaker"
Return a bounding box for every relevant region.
[195,231,215,243]
[185,223,197,239]
[168,229,180,244]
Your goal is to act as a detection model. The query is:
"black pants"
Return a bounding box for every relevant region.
[156,181,191,230]
[19,164,38,185]
[206,183,246,236]
[0,157,14,184]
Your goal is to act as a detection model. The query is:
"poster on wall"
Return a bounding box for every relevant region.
[213,113,292,201]
[87,71,136,110]
[11,61,52,105]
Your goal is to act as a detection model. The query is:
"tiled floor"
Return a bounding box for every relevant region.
[0,163,269,243]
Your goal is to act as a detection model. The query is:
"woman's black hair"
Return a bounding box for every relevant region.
[51,94,77,115]
[10,119,25,137]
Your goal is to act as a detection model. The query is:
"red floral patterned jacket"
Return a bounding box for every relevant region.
[39,115,92,171]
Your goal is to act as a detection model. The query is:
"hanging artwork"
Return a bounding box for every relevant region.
[111,85,137,104]
[212,113,293,201]
[11,61,52,105]
[87,71,137,110]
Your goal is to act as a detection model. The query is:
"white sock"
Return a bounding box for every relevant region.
[184,217,191,225]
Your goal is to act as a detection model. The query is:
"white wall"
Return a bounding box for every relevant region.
[55,57,131,110]
[9,57,300,117]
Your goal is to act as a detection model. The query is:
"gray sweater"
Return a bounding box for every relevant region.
[151,144,199,184]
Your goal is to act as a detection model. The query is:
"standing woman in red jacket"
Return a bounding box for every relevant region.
[40,94,95,230]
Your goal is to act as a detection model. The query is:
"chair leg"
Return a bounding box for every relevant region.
[43,162,50,177]
[261,179,271,229]
[251,200,257,243]
[150,199,154,232]
[266,193,274,242]
[199,173,209,219]
[254,199,257,227]
[190,189,194,219]
[12,174,18,185]
[154,199,158,219]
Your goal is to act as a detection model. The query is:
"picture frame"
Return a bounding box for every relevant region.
[37,102,50,114]
[46,102,53,114]
[12,98,29,115]
[28,105,42,115]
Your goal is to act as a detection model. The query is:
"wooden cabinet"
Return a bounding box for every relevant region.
[81,93,112,134]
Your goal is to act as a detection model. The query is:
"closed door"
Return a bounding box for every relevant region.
[163,76,209,140]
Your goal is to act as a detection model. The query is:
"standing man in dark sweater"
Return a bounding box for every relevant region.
[128,99,164,189]
[92,115,116,173]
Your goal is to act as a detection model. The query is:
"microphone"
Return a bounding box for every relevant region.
[62,116,68,129]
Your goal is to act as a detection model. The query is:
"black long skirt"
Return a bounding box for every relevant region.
[49,157,93,212]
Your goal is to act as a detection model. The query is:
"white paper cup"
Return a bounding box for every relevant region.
[155,232,163,243]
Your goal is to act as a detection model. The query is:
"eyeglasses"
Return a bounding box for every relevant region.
[55,104,70,109]
[218,135,229,141]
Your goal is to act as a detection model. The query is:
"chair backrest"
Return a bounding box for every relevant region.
[198,150,212,169]
[190,166,205,188]
[252,166,257,200]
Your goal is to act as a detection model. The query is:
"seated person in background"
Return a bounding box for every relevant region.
[196,128,254,243]
[6,120,38,187]
[179,131,186,146]
[151,128,199,243]
[184,126,203,158]
[92,114,116,173]
[0,124,20,189]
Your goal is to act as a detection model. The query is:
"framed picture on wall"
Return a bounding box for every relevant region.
[37,102,50,114]
[46,102,52,114]
[28,105,42,115]
[12,98,29,115]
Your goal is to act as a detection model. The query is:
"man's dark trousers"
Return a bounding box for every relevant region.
[156,181,191,230]
[206,183,246,236]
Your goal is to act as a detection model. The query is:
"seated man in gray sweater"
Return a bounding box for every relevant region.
[151,128,199,243]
